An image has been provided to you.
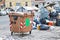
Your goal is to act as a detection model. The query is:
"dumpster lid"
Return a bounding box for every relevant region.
[10,12,24,15]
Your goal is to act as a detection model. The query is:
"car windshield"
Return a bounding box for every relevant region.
[4,8,14,11]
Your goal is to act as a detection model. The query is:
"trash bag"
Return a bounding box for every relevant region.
[34,19,40,24]
[34,19,40,27]
[40,24,49,30]
[40,18,46,24]
[49,26,55,31]
[56,19,60,26]
[49,11,58,19]
[32,22,37,29]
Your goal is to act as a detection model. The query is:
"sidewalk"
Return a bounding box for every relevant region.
[0,26,60,40]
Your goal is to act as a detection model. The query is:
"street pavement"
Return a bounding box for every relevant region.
[0,15,60,40]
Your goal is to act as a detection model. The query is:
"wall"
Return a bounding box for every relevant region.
[31,0,45,8]
[5,0,32,8]
[0,0,5,6]
[45,0,60,2]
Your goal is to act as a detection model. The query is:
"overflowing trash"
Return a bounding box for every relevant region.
[40,24,50,30]
[32,2,60,31]
[37,24,41,30]
[32,22,37,29]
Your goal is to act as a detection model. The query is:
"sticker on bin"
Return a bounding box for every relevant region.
[20,22,23,28]
[20,22,26,29]
[25,18,30,27]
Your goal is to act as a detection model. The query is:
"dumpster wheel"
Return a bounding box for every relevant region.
[29,31,31,34]
[11,32,13,35]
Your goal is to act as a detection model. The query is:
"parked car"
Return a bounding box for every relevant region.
[0,10,7,16]
[16,6,26,12]
[4,8,15,14]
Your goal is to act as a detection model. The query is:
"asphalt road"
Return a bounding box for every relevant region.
[0,15,60,40]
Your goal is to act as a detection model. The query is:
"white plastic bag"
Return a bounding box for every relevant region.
[49,26,55,31]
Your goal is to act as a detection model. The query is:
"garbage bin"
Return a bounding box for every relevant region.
[8,12,34,35]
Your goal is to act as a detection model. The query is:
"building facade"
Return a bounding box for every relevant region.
[31,0,60,8]
[0,0,5,5]
[31,0,45,8]
[0,0,60,8]
[0,0,5,8]
[5,0,32,8]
